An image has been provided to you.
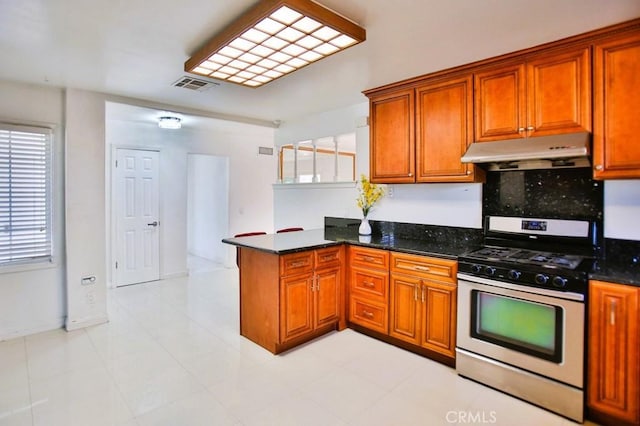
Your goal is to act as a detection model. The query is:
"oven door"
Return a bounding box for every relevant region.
[457,273,584,388]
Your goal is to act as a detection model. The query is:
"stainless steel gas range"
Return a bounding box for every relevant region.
[456,215,598,423]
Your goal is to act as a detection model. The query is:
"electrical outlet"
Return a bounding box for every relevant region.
[387,185,394,198]
[81,275,96,285]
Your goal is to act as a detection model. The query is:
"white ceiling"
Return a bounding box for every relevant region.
[1,0,639,125]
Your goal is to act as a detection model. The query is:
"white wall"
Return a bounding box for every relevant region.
[603,180,640,241]
[65,89,108,331]
[274,103,483,230]
[106,106,275,272]
[0,81,67,340]
[187,154,229,263]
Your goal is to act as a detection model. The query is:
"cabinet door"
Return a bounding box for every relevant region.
[280,274,314,342]
[315,266,341,328]
[420,281,457,357]
[526,47,591,137]
[588,280,639,425]
[389,274,421,345]
[474,63,527,142]
[593,32,640,179]
[416,75,483,183]
[369,89,415,183]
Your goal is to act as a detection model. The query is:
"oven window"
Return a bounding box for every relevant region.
[471,290,563,363]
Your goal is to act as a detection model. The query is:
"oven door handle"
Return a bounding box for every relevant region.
[456,273,585,302]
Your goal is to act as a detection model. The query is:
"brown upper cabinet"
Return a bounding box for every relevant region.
[416,75,484,183]
[474,46,591,142]
[367,76,484,184]
[593,32,640,179]
[368,89,415,183]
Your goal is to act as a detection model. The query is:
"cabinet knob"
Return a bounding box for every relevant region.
[408,172,413,177]
[466,170,471,175]
[526,126,534,131]
[595,164,603,171]
[518,127,525,132]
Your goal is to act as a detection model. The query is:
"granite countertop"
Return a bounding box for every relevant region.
[590,261,640,287]
[222,229,340,254]
[223,220,640,287]
[223,220,483,259]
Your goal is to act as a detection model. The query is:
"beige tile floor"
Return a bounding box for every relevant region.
[0,259,598,426]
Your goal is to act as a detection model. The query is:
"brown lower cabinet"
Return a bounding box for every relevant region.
[389,253,457,358]
[239,245,345,354]
[347,246,458,364]
[588,280,640,426]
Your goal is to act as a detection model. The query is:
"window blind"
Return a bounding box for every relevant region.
[0,124,52,265]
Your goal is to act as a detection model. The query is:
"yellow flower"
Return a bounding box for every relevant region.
[356,174,385,217]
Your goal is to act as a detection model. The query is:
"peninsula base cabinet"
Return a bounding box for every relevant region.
[239,246,345,354]
[587,280,640,426]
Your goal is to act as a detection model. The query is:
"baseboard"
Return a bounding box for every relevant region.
[0,319,65,341]
[65,315,108,331]
[161,271,189,279]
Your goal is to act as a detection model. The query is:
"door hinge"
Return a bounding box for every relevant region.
[115,160,118,168]
[115,261,118,269]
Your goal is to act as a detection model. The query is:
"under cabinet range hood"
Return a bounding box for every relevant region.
[461,132,591,171]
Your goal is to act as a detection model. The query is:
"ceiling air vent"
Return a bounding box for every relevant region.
[172,76,219,92]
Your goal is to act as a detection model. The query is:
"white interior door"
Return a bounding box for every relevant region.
[114,148,160,286]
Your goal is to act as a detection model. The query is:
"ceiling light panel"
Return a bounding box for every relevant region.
[185,0,366,88]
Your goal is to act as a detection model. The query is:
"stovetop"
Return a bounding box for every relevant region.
[457,216,598,295]
[458,246,593,294]
[464,246,586,270]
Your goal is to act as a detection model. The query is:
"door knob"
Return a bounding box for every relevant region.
[147,221,159,227]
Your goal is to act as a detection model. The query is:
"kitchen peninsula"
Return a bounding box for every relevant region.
[222,219,483,357]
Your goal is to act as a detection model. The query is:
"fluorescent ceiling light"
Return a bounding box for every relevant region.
[158,116,181,129]
[185,0,366,88]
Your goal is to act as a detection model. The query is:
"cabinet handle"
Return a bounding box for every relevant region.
[321,255,335,261]
[362,310,374,318]
[414,284,418,301]
[316,276,320,292]
[414,265,430,272]
[362,255,374,262]
[518,127,525,132]
[610,300,616,326]
[526,126,535,131]
[362,281,375,288]
[595,165,603,171]
[421,283,426,303]
[290,260,307,268]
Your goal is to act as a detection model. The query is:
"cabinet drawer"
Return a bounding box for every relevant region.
[350,267,388,301]
[315,246,342,269]
[349,246,389,270]
[349,296,388,334]
[391,253,457,283]
[280,251,314,277]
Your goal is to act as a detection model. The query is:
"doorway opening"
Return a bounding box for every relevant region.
[187,154,230,273]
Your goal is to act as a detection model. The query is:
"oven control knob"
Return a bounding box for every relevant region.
[485,266,497,276]
[534,274,549,285]
[508,270,521,280]
[471,264,483,274]
[552,276,568,288]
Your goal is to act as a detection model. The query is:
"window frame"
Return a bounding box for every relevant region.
[0,122,54,270]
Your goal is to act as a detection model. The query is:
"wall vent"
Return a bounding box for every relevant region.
[172,76,219,91]
[258,147,274,155]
